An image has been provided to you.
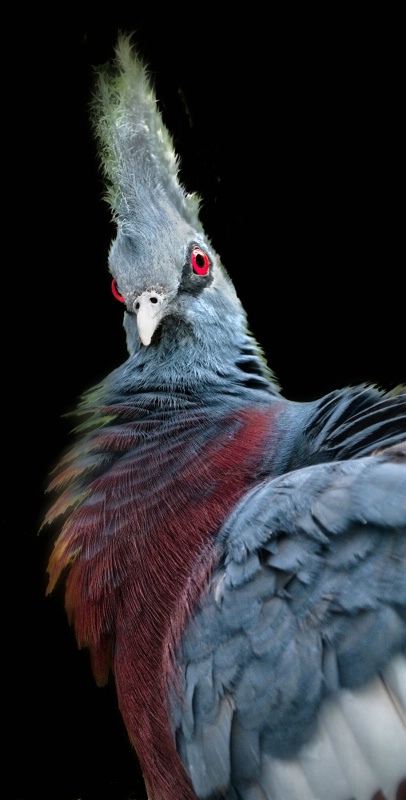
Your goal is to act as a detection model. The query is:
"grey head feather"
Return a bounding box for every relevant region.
[92,35,208,309]
[92,34,201,231]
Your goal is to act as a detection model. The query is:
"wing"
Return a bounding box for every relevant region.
[174,443,406,800]
[286,385,406,470]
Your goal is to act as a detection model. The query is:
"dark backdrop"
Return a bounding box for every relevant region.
[4,10,404,800]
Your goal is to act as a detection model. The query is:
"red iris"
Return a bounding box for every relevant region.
[191,247,210,276]
[111,279,126,303]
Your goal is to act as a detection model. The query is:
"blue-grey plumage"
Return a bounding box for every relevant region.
[44,34,406,800]
[176,445,406,799]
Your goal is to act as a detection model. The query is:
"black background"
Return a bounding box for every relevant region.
[4,9,404,800]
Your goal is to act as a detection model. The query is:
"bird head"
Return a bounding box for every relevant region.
[92,36,243,362]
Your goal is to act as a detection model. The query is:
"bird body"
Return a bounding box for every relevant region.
[44,37,406,800]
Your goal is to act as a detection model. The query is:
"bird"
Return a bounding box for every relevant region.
[43,35,406,800]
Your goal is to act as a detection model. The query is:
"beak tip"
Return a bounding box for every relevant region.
[140,334,152,347]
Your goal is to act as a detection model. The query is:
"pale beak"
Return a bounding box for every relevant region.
[134,290,166,346]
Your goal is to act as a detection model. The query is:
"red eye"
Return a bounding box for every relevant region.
[191,246,210,276]
[111,279,126,303]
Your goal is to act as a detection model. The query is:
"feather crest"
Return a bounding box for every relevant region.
[91,34,201,228]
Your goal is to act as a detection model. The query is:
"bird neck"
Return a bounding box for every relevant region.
[111,324,280,411]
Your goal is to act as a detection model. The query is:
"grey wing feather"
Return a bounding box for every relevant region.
[174,444,406,800]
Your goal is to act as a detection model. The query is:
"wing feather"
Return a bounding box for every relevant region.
[175,445,406,799]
